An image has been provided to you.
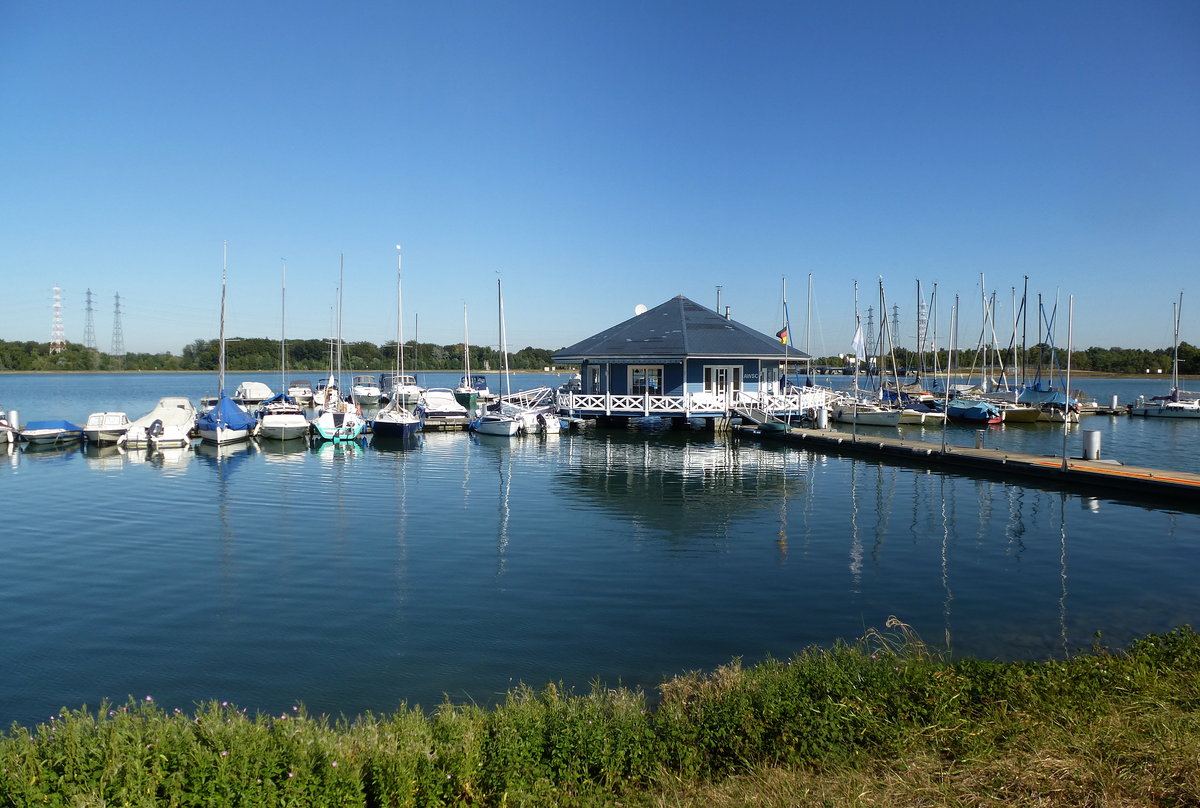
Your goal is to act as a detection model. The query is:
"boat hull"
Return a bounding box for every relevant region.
[473,415,520,436]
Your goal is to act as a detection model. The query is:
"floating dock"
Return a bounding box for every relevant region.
[739,424,1200,505]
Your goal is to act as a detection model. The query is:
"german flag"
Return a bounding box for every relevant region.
[776,326,789,345]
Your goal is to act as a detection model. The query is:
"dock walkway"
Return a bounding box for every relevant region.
[741,424,1200,505]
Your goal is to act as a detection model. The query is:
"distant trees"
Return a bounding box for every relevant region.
[0,338,570,372]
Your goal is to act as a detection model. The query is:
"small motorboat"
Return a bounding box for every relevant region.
[122,397,197,448]
[83,411,131,445]
[350,375,382,406]
[232,381,275,406]
[287,380,314,406]
[20,419,84,446]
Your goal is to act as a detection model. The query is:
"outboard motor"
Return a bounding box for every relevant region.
[147,419,164,444]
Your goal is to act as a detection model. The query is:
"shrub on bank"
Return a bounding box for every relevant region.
[2,623,1198,806]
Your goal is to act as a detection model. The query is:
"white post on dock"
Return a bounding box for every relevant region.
[1082,430,1101,461]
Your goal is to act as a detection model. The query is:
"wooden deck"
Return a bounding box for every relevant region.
[740,424,1200,505]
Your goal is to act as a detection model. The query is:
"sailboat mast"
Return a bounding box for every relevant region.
[396,246,404,377]
[463,303,471,379]
[498,277,510,397]
[281,260,287,395]
[219,240,227,397]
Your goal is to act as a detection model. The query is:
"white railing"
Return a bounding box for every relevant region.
[557,386,836,416]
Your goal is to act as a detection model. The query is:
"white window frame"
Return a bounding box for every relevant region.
[629,365,664,396]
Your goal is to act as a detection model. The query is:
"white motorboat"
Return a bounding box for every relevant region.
[20,419,84,446]
[830,396,903,427]
[1130,293,1199,419]
[233,381,275,406]
[83,411,131,444]
[350,375,381,406]
[380,373,423,407]
[121,397,197,448]
[287,379,314,406]
[416,388,471,429]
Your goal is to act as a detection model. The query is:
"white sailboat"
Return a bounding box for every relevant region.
[310,255,366,443]
[257,260,310,441]
[372,245,423,439]
[472,277,521,436]
[1130,292,1200,419]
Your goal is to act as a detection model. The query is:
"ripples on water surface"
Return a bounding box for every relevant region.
[1,373,1198,727]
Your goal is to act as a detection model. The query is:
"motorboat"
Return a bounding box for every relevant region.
[122,397,196,448]
[472,410,521,436]
[287,380,314,406]
[256,394,310,440]
[946,397,1003,424]
[20,419,84,446]
[830,395,902,427]
[232,381,274,406]
[380,373,423,407]
[83,411,131,444]
[350,375,382,406]
[416,388,471,429]
[458,374,493,400]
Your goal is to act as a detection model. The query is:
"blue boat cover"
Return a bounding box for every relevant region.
[197,394,256,432]
[23,419,83,432]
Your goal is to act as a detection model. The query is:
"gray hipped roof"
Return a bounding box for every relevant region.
[552,296,810,362]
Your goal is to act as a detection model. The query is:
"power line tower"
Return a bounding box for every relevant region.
[110,292,126,368]
[50,285,66,354]
[891,304,901,350]
[83,288,97,350]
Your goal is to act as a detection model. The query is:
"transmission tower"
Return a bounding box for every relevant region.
[83,288,97,350]
[891,304,901,349]
[50,285,66,354]
[110,292,126,366]
[864,305,877,359]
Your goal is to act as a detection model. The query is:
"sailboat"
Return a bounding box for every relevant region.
[310,255,366,443]
[472,278,521,436]
[1130,292,1200,418]
[372,246,423,439]
[831,283,900,428]
[453,304,480,412]
[257,261,310,440]
[197,243,257,444]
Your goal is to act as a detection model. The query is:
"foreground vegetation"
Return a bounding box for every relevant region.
[3,621,1198,807]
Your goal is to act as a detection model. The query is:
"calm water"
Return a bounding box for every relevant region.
[1,372,1198,729]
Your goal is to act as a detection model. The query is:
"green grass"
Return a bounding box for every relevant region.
[3,621,1198,807]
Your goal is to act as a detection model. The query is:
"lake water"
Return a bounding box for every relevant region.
[1,372,1198,729]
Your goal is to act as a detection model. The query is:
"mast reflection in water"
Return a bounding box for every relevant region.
[0,421,1197,730]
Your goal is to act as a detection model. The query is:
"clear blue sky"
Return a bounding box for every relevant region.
[2,1,1196,357]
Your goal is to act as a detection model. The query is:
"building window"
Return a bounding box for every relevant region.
[629,365,663,395]
[588,364,602,393]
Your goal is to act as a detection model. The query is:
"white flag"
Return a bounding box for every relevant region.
[850,324,865,358]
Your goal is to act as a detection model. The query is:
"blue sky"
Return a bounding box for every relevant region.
[2,1,1196,357]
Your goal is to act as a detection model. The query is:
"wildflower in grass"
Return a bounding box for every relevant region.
[145,695,153,702]
[220,750,228,757]
[331,761,338,767]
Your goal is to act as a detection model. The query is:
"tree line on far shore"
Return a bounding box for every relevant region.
[0,338,560,373]
[0,337,1196,375]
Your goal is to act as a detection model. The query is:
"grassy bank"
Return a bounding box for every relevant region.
[3,621,1198,807]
